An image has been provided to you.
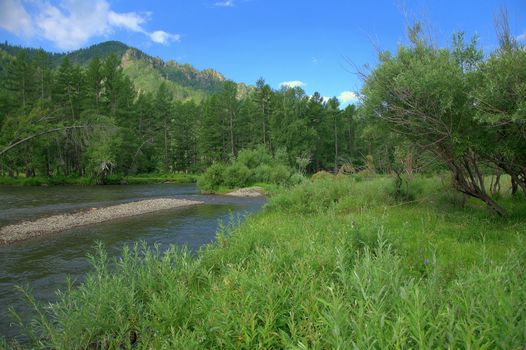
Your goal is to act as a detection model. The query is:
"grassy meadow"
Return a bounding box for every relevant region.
[4,174,526,349]
[0,173,196,186]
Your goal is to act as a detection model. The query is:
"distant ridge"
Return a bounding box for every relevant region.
[0,40,229,102]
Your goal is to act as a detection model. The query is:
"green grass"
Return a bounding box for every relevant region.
[123,173,197,185]
[5,175,526,349]
[202,182,279,195]
[0,173,197,187]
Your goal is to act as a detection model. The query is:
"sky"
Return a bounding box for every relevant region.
[1,0,525,105]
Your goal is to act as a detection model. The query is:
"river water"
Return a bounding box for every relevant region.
[0,184,265,342]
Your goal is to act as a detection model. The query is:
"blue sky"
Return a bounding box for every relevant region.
[1,0,525,105]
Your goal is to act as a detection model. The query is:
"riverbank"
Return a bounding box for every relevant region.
[5,175,526,348]
[0,198,203,245]
[224,186,266,197]
[0,173,197,186]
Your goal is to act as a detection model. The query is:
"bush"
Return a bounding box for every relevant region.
[289,172,306,185]
[236,146,273,169]
[253,164,273,183]
[198,163,226,192]
[223,163,252,188]
[197,147,299,192]
[388,175,418,202]
[311,170,334,182]
[267,177,353,214]
[269,164,292,185]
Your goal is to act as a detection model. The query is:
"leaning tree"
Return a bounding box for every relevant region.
[361,29,508,216]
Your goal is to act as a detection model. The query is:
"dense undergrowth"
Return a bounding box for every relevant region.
[0,173,196,186]
[197,147,304,193]
[3,175,526,349]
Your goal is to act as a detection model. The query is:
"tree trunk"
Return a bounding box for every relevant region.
[447,150,507,217]
[229,112,235,157]
[490,174,501,196]
[480,192,507,217]
[164,122,169,173]
[334,116,338,173]
[511,178,518,196]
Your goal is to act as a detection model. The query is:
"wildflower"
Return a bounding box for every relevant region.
[424,258,429,265]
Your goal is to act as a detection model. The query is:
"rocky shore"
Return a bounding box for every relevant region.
[225,187,266,197]
[0,198,203,245]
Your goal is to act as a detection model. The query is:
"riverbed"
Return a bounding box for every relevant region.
[0,184,265,342]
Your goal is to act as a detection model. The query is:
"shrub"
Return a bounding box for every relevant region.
[253,164,273,183]
[197,163,226,192]
[197,147,299,192]
[237,146,273,169]
[311,170,334,182]
[289,172,306,185]
[223,163,252,188]
[267,177,353,214]
[269,164,292,185]
[388,175,418,202]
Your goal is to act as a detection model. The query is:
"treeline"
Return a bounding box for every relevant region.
[0,50,369,180]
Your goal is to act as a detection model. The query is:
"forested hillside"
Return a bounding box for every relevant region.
[0,41,226,102]
[0,43,360,181]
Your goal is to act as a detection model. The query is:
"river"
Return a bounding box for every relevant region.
[0,183,265,342]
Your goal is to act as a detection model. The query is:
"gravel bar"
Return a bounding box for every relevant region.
[0,198,203,245]
[225,187,266,197]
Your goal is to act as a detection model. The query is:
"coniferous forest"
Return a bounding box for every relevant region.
[0,42,358,180]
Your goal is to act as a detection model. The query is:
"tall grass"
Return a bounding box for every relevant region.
[6,175,526,349]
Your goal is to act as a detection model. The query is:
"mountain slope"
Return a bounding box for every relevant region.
[0,41,227,102]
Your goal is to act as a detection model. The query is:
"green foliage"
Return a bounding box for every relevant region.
[360,27,526,216]
[236,147,273,169]
[0,173,196,187]
[388,174,422,202]
[14,176,526,348]
[0,41,365,183]
[197,147,297,192]
[223,162,252,188]
[268,164,292,185]
[311,170,334,182]
[252,164,272,183]
[197,162,225,193]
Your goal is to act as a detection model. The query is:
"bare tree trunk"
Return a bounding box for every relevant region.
[262,104,267,147]
[490,174,501,196]
[334,116,338,173]
[229,112,235,157]
[164,122,169,173]
[511,178,518,196]
[449,152,507,217]
[405,151,414,178]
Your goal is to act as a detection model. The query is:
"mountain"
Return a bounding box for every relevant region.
[0,40,228,102]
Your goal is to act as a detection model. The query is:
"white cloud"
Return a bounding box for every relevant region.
[149,30,181,44]
[1,0,180,50]
[35,0,111,50]
[0,0,34,37]
[280,80,306,89]
[214,0,235,7]
[108,11,146,32]
[338,91,359,104]
[517,31,526,42]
